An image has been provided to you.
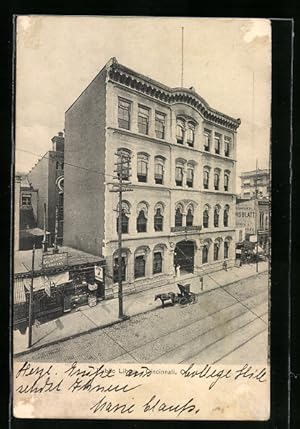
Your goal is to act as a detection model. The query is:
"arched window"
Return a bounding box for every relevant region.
[116,201,130,234]
[203,167,210,189]
[116,148,131,180]
[224,171,230,192]
[135,255,146,278]
[203,207,209,228]
[259,213,264,229]
[214,169,220,191]
[186,207,194,226]
[137,153,149,182]
[175,165,184,186]
[154,207,164,231]
[186,166,194,188]
[176,119,185,144]
[224,241,230,259]
[175,206,183,227]
[214,242,219,261]
[224,205,229,227]
[202,244,209,264]
[137,210,147,232]
[203,129,211,151]
[214,206,220,227]
[187,123,195,147]
[154,156,165,184]
[153,252,163,274]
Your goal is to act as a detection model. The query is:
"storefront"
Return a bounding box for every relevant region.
[13,246,105,332]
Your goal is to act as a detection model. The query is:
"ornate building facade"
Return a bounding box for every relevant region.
[64,58,241,297]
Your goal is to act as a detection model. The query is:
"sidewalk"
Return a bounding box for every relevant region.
[13,261,269,356]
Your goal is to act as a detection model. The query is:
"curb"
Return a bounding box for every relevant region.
[14,268,268,358]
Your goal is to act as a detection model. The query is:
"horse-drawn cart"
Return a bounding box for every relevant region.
[155,283,197,308]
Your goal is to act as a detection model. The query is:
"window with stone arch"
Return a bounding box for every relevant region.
[202,240,210,264]
[214,205,221,227]
[224,204,230,227]
[134,246,149,279]
[154,156,165,184]
[137,152,149,183]
[175,159,186,186]
[136,201,148,233]
[187,161,195,188]
[224,170,230,192]
[203,204,210,228]
[224,237,232,259]
[186,204,194,226]
[175,203,184,227]
[176,118,185,144]
[214,238,222,261]
[153,244,165,275]
[154,202,164,232]
[113,248,129,283]
[203,166,210,189]
[214,168,221,191]
[116,200,130,234]
[187,121,196,147]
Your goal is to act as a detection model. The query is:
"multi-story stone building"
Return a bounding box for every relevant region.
[64,58,241,297]
[240,168,270,199]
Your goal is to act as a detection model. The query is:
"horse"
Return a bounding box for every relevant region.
[154,292,176,308]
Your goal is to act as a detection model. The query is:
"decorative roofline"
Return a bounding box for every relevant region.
[108,59,241,131]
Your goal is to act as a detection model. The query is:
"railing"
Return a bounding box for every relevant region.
[171,225,202,233]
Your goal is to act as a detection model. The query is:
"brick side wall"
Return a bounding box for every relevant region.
[63,68,107,256]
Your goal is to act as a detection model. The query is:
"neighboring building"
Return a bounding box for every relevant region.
[14,246,105,332]
[236,198,270,252]
[27,132,65,245]
[64,58,241,298]
[15,174,50,250]
[240,168,270,199]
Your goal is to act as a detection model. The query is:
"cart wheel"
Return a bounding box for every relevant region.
[191,294,197,304]
[179,297,188,306]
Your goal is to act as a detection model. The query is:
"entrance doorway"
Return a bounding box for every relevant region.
[174,240,195,274]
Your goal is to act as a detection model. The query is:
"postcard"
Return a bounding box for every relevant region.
[13,16,271,420]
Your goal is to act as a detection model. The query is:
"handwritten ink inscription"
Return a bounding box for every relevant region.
[14,361,268,418]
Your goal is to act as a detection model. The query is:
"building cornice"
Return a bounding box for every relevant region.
[108,59,241,131]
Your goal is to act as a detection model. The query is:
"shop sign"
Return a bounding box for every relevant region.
[42,252,68,269]
[95,265,103,281]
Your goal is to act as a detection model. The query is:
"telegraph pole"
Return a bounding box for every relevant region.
[110,151,133,319]
[28,244,35,348]
[42,202,48,253]
[255,159,259,273]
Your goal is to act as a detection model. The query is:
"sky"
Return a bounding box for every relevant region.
[15,16,271,190]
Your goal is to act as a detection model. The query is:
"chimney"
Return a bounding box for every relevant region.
[51,131,64,153]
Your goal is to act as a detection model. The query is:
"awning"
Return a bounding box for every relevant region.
[23,272,71,293]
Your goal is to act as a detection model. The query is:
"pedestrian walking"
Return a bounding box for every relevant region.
[223,261,228,271]
[200,276,204,291]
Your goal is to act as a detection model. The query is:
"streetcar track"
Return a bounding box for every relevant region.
[211,327,268,364]
[178,316,267,364]
[110,293,268,363]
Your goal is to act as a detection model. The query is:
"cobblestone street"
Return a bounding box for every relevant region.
[15,272,269,364]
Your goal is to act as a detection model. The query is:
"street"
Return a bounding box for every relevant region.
[15,272,269,364]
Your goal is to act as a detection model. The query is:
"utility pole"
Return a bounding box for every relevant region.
[42,202,48,253]
[110,150,133,319]
[181,26,184,87]
[53,205,59,253]
[255,159,259,273]
[28,244,35,348]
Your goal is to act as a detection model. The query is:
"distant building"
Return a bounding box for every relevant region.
[236,198,270,252]
[240,168,270,199]
[27,132,64,245]
[63,57,241,298]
